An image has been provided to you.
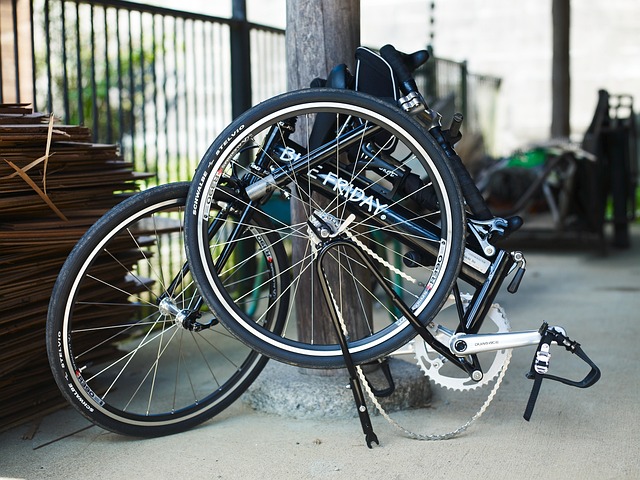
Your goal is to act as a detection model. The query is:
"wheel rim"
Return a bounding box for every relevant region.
[57,188,273,427]
[189,92,463,366]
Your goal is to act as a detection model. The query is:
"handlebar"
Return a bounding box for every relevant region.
[379,44,428,95]
[379,44,496,221]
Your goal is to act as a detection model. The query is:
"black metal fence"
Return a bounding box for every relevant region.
[1,0,500,185]
[2,0,286,186]
[415,49,502,155]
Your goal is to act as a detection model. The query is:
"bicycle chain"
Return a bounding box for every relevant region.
[343,230,417,285]
[326,229,512,441]
[359,325,512,441]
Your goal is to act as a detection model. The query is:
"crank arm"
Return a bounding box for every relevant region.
[449,330,542,356]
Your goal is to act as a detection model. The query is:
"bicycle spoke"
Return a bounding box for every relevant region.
[48,183,273,435]
[185,89,463,368]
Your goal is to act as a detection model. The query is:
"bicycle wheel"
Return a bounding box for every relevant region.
[46,182,287,437]
[185,88,465,368]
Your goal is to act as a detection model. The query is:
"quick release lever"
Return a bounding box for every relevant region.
[507,251,526,294]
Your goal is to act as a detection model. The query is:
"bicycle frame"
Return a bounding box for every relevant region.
[231,111,544,379]
[186,80,598,447]
[187,51,599,443]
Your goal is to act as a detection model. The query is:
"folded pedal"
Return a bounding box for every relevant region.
[523,323,601,421]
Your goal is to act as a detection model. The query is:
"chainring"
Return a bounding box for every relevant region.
[413,294,511,391]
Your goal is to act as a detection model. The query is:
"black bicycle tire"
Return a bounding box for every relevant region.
[185,88,465,368]
[46,182,286,437]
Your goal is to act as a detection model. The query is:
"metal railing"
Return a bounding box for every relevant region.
[1,1,499,182]
[2,0,286,186]
[415,48,502,155]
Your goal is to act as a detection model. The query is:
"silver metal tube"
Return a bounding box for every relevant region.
[245,173,276,200]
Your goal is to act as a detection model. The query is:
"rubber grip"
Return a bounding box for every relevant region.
[430,127,494,220]
[380,44,418,95]
[451,153,493,220]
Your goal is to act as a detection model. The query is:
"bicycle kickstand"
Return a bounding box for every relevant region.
[315,244,380,449]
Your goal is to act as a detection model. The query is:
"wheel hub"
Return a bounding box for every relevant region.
[158,297,209,331]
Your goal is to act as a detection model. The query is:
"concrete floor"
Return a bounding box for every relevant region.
[1,224,638,480]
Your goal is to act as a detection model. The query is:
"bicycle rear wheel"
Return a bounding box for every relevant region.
[46,182,286,437]
[186,89,465,368]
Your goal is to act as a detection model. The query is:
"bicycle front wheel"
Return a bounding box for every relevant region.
[186,89,465,368]
[46,182,284,437]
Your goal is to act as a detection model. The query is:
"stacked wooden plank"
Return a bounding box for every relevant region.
[0,104,149,432]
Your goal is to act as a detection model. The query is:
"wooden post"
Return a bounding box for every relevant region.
[551,0,571,138]
[286,0,360,90]
[285,0,370,349]
[230,0,252,118]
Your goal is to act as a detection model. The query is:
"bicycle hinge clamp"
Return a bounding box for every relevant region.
[523,322,601,421]
[397,91,442,130]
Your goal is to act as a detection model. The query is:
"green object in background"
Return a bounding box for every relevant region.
[505,148,547,169]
